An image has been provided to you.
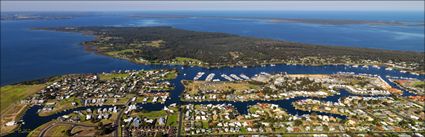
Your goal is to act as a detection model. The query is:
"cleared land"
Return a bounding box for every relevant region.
[0,84,46,135]
[0,84,45,113]
[44,124,73,137]
[98,73,131,80]
[27,121,55,137]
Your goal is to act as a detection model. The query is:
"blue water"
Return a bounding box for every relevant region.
[6,63,424,137]
[1,11,424,136]
[125,11,424,51]
[1,11,424,85]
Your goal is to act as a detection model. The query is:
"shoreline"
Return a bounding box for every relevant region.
[68,27,425,75]
[2,68,423,136]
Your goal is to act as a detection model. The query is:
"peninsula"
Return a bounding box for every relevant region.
[40,26,424,74]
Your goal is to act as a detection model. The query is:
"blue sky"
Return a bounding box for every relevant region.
[1,1,424,12]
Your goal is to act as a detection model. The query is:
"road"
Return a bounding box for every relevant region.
[38,122,95,137]
[177,105,183,137]
[114,99,132,137]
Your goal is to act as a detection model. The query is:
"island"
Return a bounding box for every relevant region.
[130,14,418,26]
[1,13,75,21]
[39,26,424,74]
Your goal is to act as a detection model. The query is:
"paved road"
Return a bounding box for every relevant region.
[177,105,183,137]
[114,100,132,137]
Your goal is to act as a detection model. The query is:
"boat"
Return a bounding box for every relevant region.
[239,74,250,80]
[230,74,242,80]
[385,67,393,71]
[221,74,234,81]
[205,73,215,81]
[193,72,205,80]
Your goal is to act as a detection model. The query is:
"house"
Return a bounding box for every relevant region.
[158,117,165,125]
[86,114,92,120]
[5,121,16,126]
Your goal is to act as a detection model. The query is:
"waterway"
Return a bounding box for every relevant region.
[2,11,424,85]
[6,64,424,137]
[2,11,424,136]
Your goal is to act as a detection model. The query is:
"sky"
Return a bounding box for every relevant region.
[1,1,424,12]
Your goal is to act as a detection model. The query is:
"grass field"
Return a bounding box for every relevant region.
[174,57,201,62]
[27,121,55,137]
[166,114,178,127]
[412,81,425,88]
[0,84,45,113]
[105,49,141,56]
[163,71,178,80]
[140,110,167,118]
[38,97,82,117]
[145,40,164,47]
[0,84,45,136]
[173,57,204,65]
[71,126,97,137]
[45,125,72,137]
[98,73,130,80]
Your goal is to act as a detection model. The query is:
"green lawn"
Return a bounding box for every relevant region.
[140,110,167,118]
[202,120,209,128]
[39,97,82,116]
[166,114,178,127]
[412,81,425,88]
[98,73,130,80]
[175,57,201,62]
[27,121,55,137]
[173,57,204,65]
[105,49,141,56]
[0,84,45,113]
[145,40,164,47]
[45,125,72,137]
[248,106,259,114]
[163,71,178,80]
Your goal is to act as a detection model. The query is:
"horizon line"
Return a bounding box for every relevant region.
[2,1,424,12]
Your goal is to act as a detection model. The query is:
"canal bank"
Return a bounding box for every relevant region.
[5,64,424,137]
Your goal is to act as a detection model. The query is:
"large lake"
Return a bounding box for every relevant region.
[1,11,424,85]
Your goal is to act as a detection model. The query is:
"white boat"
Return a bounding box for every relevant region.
[194,72,205,80]
[221,74,234,81]
[385,67,393,71]
[239,74,250,80]
[205,73,215,81]
[230,74,242,81]
[372,65,380,69]
[260,72,270,75]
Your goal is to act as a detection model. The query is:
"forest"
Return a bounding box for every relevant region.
[46,26,424,71]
